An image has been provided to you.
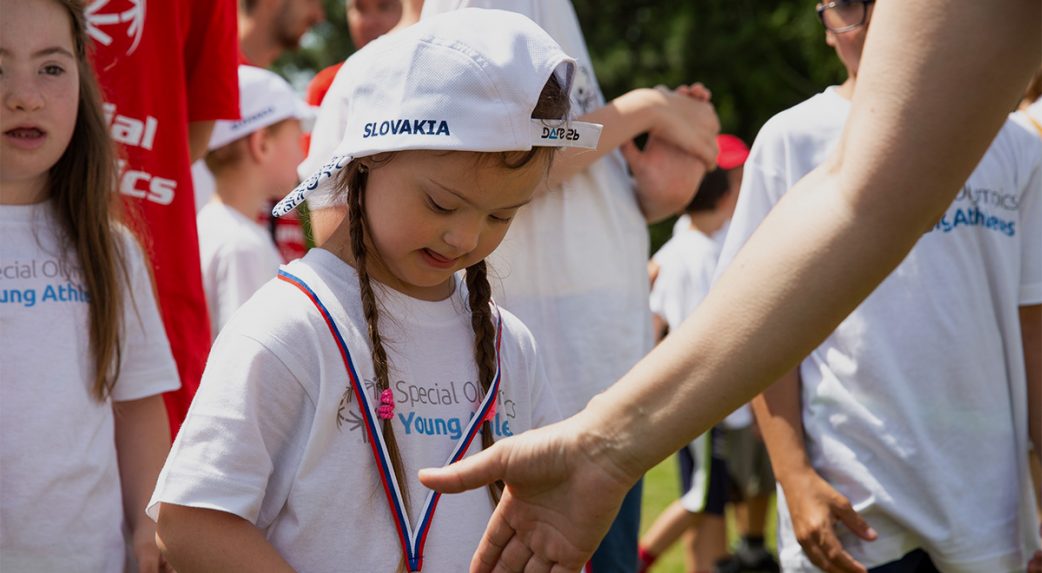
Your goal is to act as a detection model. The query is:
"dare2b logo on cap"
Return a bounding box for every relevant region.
[362,119,452,139]
[540,126,581,142]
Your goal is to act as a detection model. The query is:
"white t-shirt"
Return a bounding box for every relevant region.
[649,228,751,429]
[0,202,180,572]
[716,87,1042,572]
[658,218,727,264]
[650,228,720,332]
[149,248,559,571]
[1014,98,1042,139]
[191,160,216,213]
[197,201,283,338]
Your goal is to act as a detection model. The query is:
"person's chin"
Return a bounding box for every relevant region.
[397,270,455,300]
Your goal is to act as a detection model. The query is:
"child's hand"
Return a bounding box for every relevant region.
[677,82,712,102]
[621,135,708,222]
[644,86,719,170]
[784,471,877,573]
[131,521,169,573]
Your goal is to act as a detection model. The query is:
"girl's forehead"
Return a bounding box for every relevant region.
[376,150,546,206]
[397,150,545,182]
[0,0,76,54]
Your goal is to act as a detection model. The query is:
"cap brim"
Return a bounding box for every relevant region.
[272,154,352,217]
[274,119,603,218]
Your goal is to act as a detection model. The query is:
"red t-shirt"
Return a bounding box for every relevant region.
[88,0,240,435]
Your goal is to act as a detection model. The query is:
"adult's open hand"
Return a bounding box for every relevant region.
[419,417,635,572]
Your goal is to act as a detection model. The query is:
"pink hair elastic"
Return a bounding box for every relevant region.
[377,389,395,420]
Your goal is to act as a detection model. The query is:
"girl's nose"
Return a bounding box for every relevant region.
[4,81,45,112]
[442,218,482,255]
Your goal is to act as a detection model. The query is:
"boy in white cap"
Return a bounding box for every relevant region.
[197,65,314,338]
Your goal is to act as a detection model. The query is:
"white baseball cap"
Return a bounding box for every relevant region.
[209,65,316,151]
[272,8,602,217]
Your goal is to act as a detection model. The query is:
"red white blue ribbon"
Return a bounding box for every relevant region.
[278,270,503,572]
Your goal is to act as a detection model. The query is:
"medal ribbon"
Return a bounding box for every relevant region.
[278,270,503,572]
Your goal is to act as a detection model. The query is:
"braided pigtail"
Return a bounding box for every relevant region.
[464,260,504,505]
[343,163,412,514]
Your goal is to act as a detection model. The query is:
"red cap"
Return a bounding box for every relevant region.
[716,134,749,170]
[306,62,344,106]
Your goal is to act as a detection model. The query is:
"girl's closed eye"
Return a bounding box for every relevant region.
[489,212,514,223]
[425,194,455,214]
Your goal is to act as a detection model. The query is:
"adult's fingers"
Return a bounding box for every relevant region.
[495,535,534,573]
[419,442,506,493]
[522,554,554,573]
[471,503,517,573]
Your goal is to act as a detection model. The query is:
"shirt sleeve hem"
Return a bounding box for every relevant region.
[1019,283,1042,306]
[147,473,266,525]
[111,372,182,402]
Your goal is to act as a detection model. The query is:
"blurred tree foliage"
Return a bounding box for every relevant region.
[276,0,848,252]
[571,0,846,140]
[272,0,353,88]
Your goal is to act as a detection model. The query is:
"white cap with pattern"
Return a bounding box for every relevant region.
[209,65,316,151]
[272,8,602,217]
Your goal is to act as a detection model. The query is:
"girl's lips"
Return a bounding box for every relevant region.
[421,248,458,269]
[3,127,47,151]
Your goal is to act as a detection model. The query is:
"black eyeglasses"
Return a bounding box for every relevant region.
[816,0,875,33]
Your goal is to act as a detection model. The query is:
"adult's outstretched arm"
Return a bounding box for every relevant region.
[420,1,1042,571]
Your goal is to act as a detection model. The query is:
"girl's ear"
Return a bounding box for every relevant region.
[245,128,270,163]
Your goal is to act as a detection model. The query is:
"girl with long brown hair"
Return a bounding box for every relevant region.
[0,0,179,570]
[150,9,600,572]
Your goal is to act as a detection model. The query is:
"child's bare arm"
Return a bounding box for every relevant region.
[113,395,171,573]
[156,504,296,573]
[1022,304,1041,455]
[544,86,718,190]
[750,369,811,494]
[752,370,875,573]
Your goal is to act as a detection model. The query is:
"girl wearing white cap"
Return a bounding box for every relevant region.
[149,9,599,572]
